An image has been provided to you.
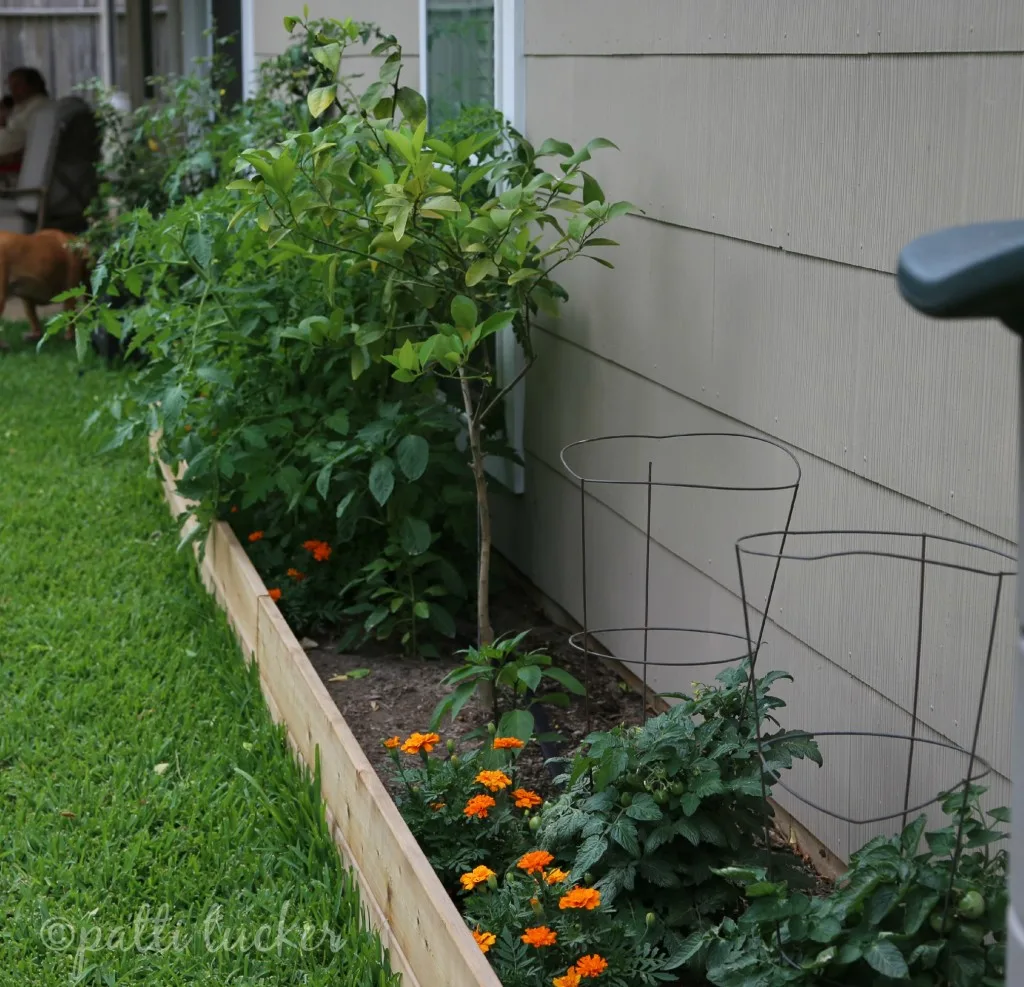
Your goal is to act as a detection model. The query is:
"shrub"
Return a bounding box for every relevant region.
[80,186,475,642]
[537,664,822,937]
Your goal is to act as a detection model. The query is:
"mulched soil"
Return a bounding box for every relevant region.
[304,580,647,801]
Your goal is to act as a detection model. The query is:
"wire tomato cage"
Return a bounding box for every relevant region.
[734,529,1015,979]
[559,432,802,731]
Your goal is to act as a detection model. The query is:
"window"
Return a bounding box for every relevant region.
[420,0,526,494]
[424,0,495,127]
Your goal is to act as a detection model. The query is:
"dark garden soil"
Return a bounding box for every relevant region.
[305,578,647,801]
[302,575,834,897]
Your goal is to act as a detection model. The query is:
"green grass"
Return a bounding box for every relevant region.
[0,323,400,986]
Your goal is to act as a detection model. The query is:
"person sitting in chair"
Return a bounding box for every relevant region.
[0,68,51,173]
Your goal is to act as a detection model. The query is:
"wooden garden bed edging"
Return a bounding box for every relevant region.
[152,443,502,987]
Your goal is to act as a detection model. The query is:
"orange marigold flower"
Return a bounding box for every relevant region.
[545,868,569,885]
[460,865,496,892]
[517,850,554,875]
[383,736,400,749]
[464,794,496,819]
[230,505,239,513]
[473,929,496,954]
[287,568,306,581]
[493,736,525,750]
[268,588,282,602]
[559,887,601,911]
[302,539,332,561]
[513,788,542,809]
[553,969,582,987]
[521,926,557,948]
[401,732,441,755]
[475,769,512,792]
[431,801,446,811]
[248,531,264,542]
[575,955,608,978]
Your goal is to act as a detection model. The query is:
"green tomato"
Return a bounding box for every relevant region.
[620,792,633,807]
[956,890,986,920]
[669,782,685,797]
[653,789,669,806]
[929,912,954,935]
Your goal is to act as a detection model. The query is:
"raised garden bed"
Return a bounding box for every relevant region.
[153,441,501,987]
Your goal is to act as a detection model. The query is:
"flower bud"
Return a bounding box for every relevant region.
[486,873,498,891]
[447,739,456,754]
[584,872,595,885]
[450,755,459,766]
[487,722,497,735]
[530,897,543,916]
[529,815,541,831]
[645,912,657,928]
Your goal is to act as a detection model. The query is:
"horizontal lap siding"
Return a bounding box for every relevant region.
[525,0,1024,56]
[507,1,1022,857]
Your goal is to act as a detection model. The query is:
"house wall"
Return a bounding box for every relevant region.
[492,0,1024,859]
[252,0,418,89]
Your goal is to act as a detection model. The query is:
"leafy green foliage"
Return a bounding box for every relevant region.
[537,664,822,936]
[229,14,633,649]
[71,187,475,643]
[431,630,586,738]
[702,786,1009,986]
[68,13,626,652]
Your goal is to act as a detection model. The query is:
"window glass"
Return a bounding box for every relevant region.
[425,0,494,126]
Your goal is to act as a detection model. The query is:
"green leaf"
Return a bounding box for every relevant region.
[399,516,432,556]
[475,309,516,341]
[867,885,899,925]
[903,889,940,935]
[315,465,332,500]
[396,434,429,481]
[307,85,336,119]
[863,940,909,979]
[368,458,395,505]
[420,195,460,215]
[451,295,478,331]
[594,747,628,790]
[572,835,609,878]
[311,42,341,77]
[325,410,350,435]
[625,793,663,822]
[516,665,542,691]
[543,666,586,695]
[466,258,499,286]
[413,600,430,619]
[610,816,640,856]
[395,87,427,126]
[581,171,605,204]
[497,708,534,744]
[335,489,357,519]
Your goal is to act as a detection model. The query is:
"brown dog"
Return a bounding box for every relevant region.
[0,228,89,348]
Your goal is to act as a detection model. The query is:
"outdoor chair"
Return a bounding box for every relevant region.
[0,96,100,234]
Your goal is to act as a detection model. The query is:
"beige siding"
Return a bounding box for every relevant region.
[502,0,1023,857]
[525,0,1024,56]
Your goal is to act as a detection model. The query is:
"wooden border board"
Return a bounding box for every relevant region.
[153,439,502,987]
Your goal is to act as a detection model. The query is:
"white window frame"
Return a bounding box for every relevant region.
[241,0,256,99]
[420,0,527,495]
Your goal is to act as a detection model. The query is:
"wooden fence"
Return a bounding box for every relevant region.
[0,0,179,103]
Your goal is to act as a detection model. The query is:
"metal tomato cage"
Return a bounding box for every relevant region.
[897,221,1024,981]
[559,432,801,732]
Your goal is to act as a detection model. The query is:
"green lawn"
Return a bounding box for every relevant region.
[0,323,399,986]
